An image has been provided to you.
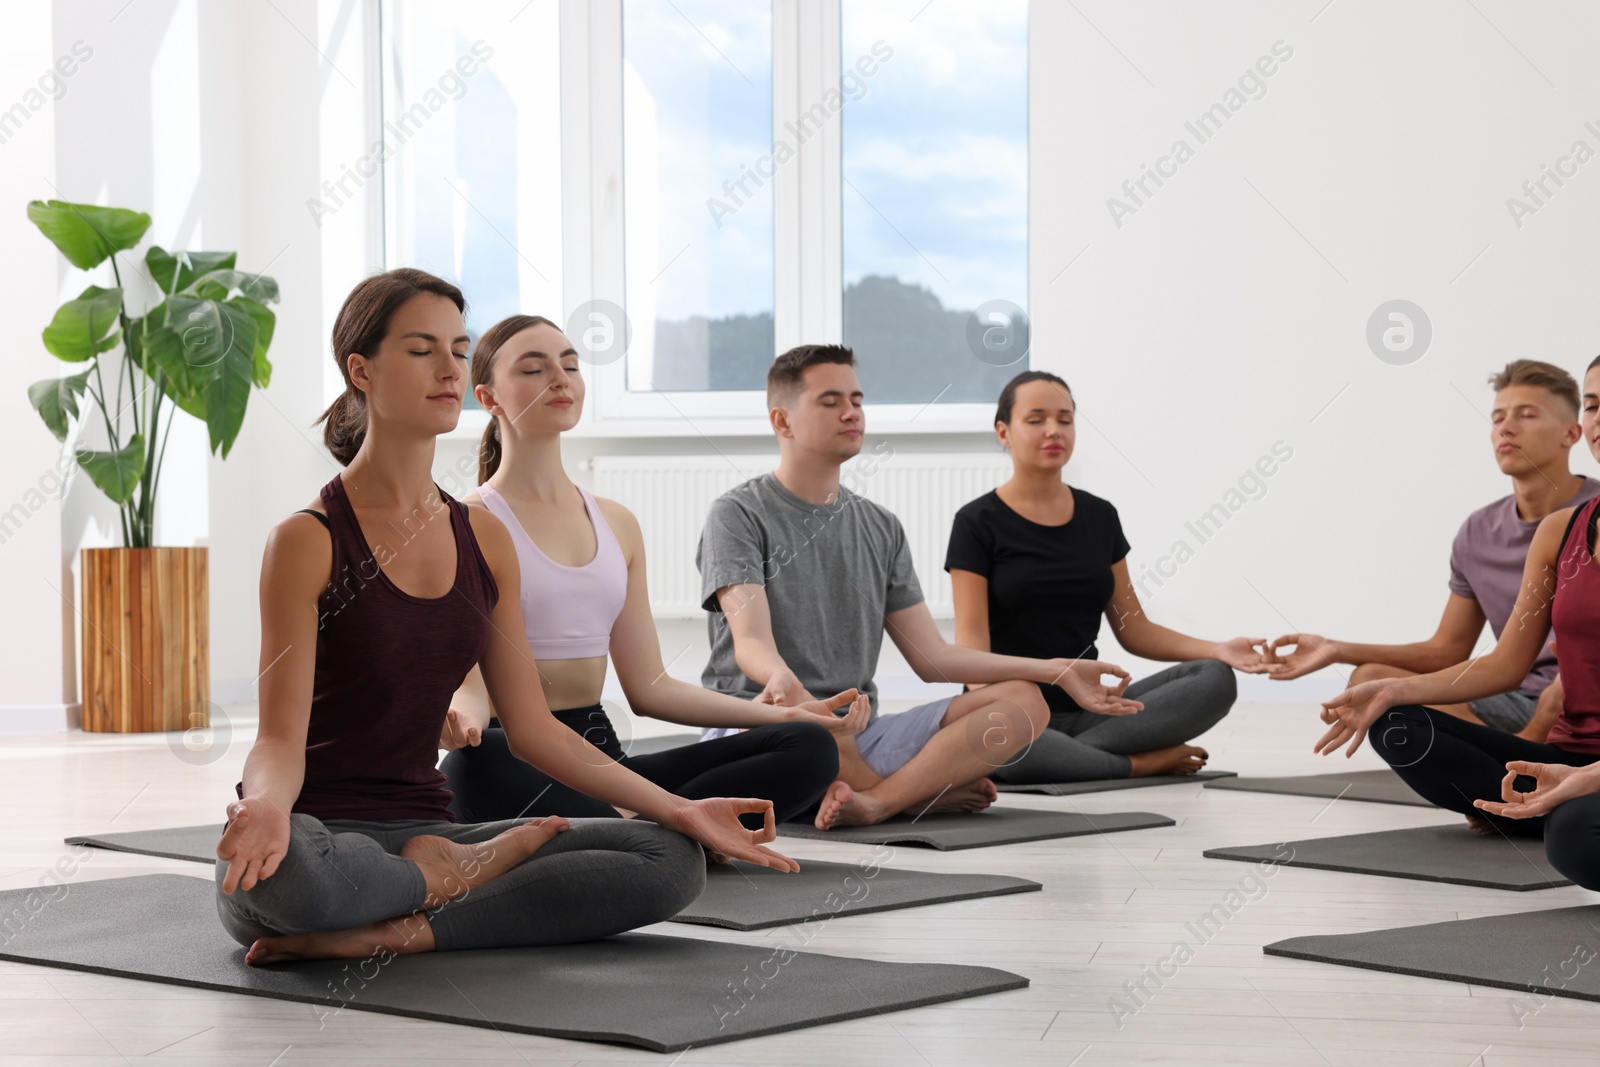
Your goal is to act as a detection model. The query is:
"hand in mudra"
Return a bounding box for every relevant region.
[1475,761,1600,820]
[1214,636,1286,675]
[217,796,291,894]
[1314,680,1392,757]
[781,688,870,736]
[1053,659,1143,716]
[1265,633,1339,681]
[439,708,482,751]
[669,796,799,872]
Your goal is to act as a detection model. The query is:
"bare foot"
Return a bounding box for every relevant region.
[1128,744,1208,777]
[1465,813,1496,835]
[909,779,998,817]
[814,780,889,830]
[247,913,434,965]
[400,817,569,907]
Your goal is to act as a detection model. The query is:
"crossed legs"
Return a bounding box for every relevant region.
[815,680,1050,829]
[214,813,706,963]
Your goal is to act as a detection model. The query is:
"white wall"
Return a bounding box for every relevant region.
[0,0,351,727]
[6,0,1600,730]
[0,2,73,730]
[1031,0,1600,694]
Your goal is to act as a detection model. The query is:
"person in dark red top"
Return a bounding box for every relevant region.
[214,269,797,965]
[1317,356,1600,886]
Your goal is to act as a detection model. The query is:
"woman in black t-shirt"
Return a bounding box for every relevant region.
[945,371,1277,782]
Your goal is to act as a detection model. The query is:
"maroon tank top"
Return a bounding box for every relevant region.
[1545,496,1600,753]
[238,473,499,821]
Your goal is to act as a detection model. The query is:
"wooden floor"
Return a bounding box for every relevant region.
[3,700,1598,1065]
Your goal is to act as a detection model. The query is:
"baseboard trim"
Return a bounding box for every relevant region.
[0,702,82,732]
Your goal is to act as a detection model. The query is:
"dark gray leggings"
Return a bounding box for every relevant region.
[991,659,1237,783]
[212,814,706,952]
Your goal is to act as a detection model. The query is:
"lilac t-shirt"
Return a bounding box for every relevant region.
[1448,477,1600,694]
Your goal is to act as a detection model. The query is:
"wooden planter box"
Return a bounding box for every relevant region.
[81,547,208,733]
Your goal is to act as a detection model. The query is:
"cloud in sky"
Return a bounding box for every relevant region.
[623,0,1027,321]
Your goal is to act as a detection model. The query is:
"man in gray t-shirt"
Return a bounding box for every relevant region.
[697,344,1140,832]
[698,471,922,715]
[1268,359,1595,737]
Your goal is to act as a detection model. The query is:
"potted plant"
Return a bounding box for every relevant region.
[28,200,279,732]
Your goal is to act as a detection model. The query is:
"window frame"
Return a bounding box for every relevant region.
[370,0,1017,437]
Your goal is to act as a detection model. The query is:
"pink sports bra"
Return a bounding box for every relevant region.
[476,482,628,659]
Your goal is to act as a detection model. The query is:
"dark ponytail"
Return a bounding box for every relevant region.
[315,268,467,466]
[470,313,557,484]
[995,370,1072,427]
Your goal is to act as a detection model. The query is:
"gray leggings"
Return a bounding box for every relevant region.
[991,659,1237,783]
[212,814,706,952]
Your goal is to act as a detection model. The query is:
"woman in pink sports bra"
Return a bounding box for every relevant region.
[1316,355,1600,888]
[440,315,870,829]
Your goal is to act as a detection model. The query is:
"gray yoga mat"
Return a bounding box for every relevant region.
[682,859,1040,930]
[996,770,1237,795]
[1204,768,1433,807]
[64,826,1040,929]
[780,807,1174,850]
[66,823,226,864]
[1266,905,1600,1002]
[0,874,1027,1052]
[1205,824,1570,891]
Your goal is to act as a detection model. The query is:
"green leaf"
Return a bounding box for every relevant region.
[228,296,276,388]
[28,201,150,271]
[76,433,144,505]
[151,296,239,381]
[145,247,236,294]
[145,324,205,400]
[163,379,208,422]
[41,285,123,362]
[204,302,259,458]
[184,269,278,304]
[142,320,207,421]
[27,369,93,441]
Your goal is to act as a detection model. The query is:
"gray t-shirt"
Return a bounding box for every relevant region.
[1447,476,1600,694]
[697,472,924,716]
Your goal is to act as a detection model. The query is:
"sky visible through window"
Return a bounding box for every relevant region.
[623,0,775,393]
[386,1,1026,407]
[383,0,562,411]
[843,0,1029,404]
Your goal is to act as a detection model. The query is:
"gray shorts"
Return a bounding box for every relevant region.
[1469,688,1539,733]
[855,698,953,777]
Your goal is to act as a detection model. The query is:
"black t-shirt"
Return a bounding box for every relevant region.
[944,487,1130,713]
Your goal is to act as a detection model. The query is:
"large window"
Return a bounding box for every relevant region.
[377,0,1028,429]
[380,0,562,409]
[842,0,1029,404]
[623,0,775,393]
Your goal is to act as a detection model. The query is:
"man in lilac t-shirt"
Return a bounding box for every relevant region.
[1265,360,1599,737]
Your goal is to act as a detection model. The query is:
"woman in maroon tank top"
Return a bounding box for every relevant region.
[213,269,797,966]
[1313,357,1600,887]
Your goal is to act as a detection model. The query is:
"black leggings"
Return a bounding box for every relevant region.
[440,705,838,829]
[1368,704,1597,836]
[1544,794,1600,890]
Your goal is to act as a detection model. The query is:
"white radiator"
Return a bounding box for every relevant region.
[588,452,1014,618]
